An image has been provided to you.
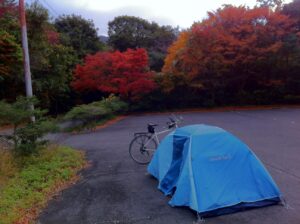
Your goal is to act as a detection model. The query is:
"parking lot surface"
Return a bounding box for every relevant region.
[39,108,300,224]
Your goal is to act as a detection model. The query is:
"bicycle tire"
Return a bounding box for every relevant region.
[129,134,157,164]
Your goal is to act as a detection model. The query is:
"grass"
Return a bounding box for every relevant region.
[0,149,18,189]
[0,145,87,224]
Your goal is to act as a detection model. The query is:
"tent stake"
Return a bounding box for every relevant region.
[194,213,205,223]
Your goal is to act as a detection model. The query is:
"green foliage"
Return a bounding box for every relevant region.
[55,14,105,60]
[64,102,109,121]
[0,147,17,188]
[108,16,178,71]
[0,96,39,127]
[0,1,22,100]
[32,44,77,113]
[108,16,153,51]
[0,1,78,114]
[26,2,78,114]
[0,0,19,36]
[148,51,165,72]
[0,30,22,80]
[0,146,86,224]
[101,94,129,112]
[64,95,128,131]
[0,96,57,155]
[14,120,57,155]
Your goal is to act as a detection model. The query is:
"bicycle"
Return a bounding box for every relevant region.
[129,115,182,164]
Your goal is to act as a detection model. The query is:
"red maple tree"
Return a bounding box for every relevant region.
[72,48,157,101]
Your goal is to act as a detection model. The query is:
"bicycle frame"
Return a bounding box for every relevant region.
[129,115,182,164]
[143,126,176,151]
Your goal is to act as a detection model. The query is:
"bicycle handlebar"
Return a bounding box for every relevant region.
[167,114,183,129]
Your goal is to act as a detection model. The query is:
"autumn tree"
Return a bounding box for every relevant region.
[281,0,300,99]
[163,31,189,75]
[72,48,157,102]
[161,31,192,93]
[162,5,298,105]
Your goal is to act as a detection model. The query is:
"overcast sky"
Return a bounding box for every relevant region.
[26,0,292,36]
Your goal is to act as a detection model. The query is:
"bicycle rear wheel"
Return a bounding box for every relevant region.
[129,134,157,164]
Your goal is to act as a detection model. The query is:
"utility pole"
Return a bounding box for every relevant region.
[19,0,35,121]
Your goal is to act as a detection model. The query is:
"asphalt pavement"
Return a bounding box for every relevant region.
[38,108,300,224]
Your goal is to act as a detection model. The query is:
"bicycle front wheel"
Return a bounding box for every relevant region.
[129,134,157,164]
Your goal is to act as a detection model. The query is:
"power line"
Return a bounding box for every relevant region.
[37,0,73,34]
[39,0,60,17]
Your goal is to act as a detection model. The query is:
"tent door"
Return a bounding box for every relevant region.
[160,135,189,195]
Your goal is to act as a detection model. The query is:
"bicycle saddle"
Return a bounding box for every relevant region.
[147,123,158,133]
[148,123,158,127]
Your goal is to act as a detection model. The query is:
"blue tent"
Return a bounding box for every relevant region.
[148,124,281,217]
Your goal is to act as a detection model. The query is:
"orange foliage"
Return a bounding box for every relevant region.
[163,5,294,85]
[162,31,190,74]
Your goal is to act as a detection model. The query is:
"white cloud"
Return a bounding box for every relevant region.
[27,0,292,35]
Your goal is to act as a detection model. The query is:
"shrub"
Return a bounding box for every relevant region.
[100,94,129,112]
[64,94,128,131]
[0,96,57,156]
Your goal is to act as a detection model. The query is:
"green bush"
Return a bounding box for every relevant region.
[64,102,110,121]
[0,96,57,156]
[64,94,128,131]
[101,94,129,112]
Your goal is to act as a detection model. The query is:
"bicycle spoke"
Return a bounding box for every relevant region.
[129,115,183,164]
[129,134,157,164]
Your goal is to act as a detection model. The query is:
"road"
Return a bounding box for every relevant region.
[38,108,300,224]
